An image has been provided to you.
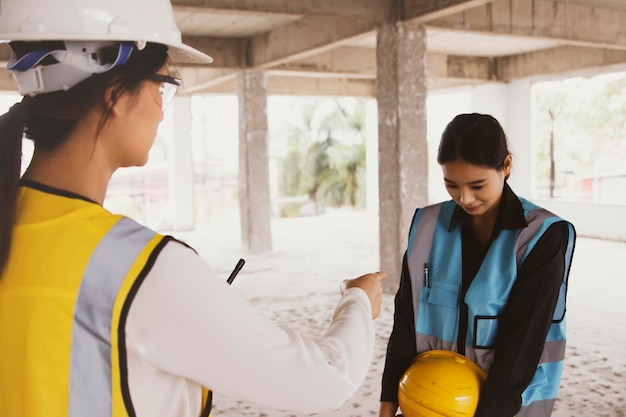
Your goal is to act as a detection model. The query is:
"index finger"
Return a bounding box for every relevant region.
[374,271,386,281]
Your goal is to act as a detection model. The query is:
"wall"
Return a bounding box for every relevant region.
[536,199,626,241]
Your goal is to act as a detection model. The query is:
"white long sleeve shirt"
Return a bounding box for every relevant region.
[125,240,376,417]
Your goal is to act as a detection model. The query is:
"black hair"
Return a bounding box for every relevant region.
[0,41,169,273]
[437,113,511,172]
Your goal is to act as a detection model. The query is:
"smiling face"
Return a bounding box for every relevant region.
[441,155,512,220]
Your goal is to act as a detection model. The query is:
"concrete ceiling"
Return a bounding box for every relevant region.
[2,0,626,96]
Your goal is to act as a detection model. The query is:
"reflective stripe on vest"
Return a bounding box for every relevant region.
[406,199,575,414]
[70,217,156,417]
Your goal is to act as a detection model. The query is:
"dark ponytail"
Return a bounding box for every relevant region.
[0,101,28,272]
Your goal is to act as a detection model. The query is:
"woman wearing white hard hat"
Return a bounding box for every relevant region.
[0,1,386,416]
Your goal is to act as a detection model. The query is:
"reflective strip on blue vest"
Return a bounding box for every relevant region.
[69,217,155,417]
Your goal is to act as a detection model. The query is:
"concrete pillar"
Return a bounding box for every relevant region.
[376,21,429,292]
[236,70,272,253]
[168,96,195,230]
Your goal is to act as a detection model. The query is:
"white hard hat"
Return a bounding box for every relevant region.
[0,0,212,63]
[0,0,213,95]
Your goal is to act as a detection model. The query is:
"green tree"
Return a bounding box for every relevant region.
[276,98,367,215]
[301,136,333,214]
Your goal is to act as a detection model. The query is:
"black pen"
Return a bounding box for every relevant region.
[423,263,430,287]
[227,258,245,285]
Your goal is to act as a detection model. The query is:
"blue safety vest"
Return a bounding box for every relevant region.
[406,198,575,417]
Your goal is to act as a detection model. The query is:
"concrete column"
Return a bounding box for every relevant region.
[376,21,429,292]
[168,96,195,230]
[236,70,272,253]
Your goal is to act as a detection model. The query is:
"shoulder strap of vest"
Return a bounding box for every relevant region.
[167,235,199,255]
[407,203,444,334]
[407,204,442,261]
[200,389,212,417]
[515,199,576,322]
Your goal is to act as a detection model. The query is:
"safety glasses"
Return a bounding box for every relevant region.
[147,73,182,111]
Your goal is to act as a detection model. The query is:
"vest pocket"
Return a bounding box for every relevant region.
[426,281,459,308]
[473,316,498,349]
[417,282,460,343]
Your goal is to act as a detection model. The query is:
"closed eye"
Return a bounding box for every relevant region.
[444,182,485,190]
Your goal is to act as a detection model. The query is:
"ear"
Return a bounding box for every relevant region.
[502,154,513,178]
[103,83,124,117]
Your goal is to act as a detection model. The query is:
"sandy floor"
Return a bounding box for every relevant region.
[172,210,626,417]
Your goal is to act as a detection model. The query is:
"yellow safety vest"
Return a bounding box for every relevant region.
[0,183,212,417]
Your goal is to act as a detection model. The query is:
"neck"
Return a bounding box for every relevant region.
[22,135,115,206]
[471,216,495,247]
[470,201,501,247]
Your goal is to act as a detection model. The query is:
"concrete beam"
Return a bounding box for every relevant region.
[272,48,493,82]
[181,36,245,68]
[428,0,626,50]
[178,74,377,97]
[248,17,379,68]
[267,75,376,97]
[550,0,626,10]
[270,47,377,79]
[496,45,626,81]
[176,67,237,94]
[428,77,493,90]
[404,0,496,22]
[428,53,494,81]
[172,0,391,21]
[190,73,490,96]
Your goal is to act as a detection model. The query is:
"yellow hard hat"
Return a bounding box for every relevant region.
[397,350,487,417]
